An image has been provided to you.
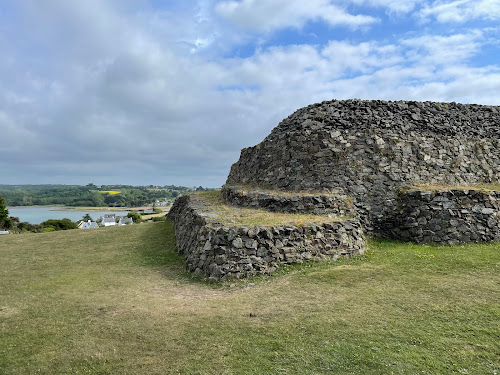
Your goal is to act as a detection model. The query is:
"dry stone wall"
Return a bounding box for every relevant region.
[167,99,500,280]
[226,100,500,232]
[221,185,356,217]
[387,189,500,245]
[167,194,365,281]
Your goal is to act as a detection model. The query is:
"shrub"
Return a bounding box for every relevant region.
[127,212,142,223]
[41,218,77,231]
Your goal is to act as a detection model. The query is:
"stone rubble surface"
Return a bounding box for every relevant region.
[221,185,356,217]
[387,189,500,245]
[226,99,500,231]
[168,99,500,280]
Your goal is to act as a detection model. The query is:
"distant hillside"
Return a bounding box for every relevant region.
[0,184,192,207]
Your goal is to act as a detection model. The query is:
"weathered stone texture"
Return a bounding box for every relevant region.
[221,185,356,217]
[167,194,365,281]
[226,100,500,231]
[387,189,500,245]
[168,99,500,280]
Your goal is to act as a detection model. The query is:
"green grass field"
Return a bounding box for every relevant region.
[1,223,499,374]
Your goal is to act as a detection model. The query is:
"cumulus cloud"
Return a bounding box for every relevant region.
[222,32,500,104]
[215,0,378,32]
[401,31,483,64]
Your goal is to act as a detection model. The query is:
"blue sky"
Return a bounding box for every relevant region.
[1,0,499,187]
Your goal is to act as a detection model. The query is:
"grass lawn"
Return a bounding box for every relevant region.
[1,222,499,374]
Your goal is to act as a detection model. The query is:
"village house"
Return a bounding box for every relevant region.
[101,214,117,227]
[78,220,99,229]
[118,217,133,226]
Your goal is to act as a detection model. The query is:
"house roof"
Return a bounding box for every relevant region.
[81,221,98,229]
[118,217,133,225]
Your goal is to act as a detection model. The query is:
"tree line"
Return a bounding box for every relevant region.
[0,184,193,207]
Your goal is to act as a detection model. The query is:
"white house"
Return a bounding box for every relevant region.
[79,220,99,229]
[117,217,133,226]
[101,214,116,227]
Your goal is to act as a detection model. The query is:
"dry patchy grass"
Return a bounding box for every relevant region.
[226,184,344,198]
[409,183,500,192]
[0,223,499,374]
[194,190,349,226]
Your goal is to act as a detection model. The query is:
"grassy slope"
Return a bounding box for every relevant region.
[0,223,499,375]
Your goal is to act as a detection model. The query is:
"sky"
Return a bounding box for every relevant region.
[1,0,499,187]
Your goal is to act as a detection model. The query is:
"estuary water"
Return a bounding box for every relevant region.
[7,207,128,224]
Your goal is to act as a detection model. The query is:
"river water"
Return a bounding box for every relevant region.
[7,207,129,224]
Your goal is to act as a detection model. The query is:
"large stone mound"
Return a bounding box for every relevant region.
[168,99,500,280]
[226,99,500,231]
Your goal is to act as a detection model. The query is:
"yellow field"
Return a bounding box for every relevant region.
[98,190,121,195]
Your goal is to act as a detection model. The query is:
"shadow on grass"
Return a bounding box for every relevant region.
[134,220,199,283]
[134,220,376,288]
[132,222,500,292]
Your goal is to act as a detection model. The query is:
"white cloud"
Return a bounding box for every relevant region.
[420,0,500,23]
[214,30,500,113]
[402,31,483,64]
[215,0,378,32]
[321,41,402,75]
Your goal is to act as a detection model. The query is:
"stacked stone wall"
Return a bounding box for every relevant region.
[221,185,356,217]
[167,99,500,281]
[226,100,500,231]
[167,194,365,281]
[387,189,500,245]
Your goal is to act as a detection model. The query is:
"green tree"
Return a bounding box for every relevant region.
[82,213,93,222]
[127,211,142,223]
[0,196,9,227]
[41,219,78,231]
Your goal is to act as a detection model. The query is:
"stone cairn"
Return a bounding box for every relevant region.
[169,99,500,280]
[167,189,365,281]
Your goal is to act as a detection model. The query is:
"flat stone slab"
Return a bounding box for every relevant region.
[167,192,366,281]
